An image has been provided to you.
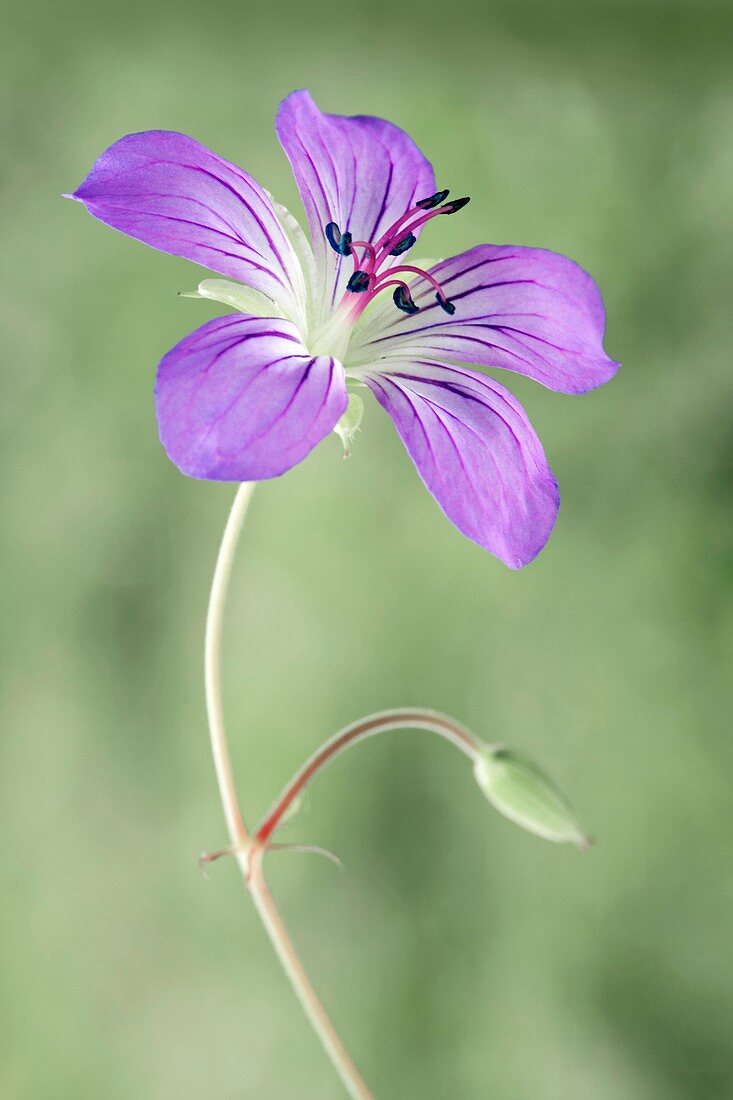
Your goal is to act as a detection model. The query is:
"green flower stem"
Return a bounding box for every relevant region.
[204,482,373,1100]
[246,846,372,1099]
[204,481,255,850]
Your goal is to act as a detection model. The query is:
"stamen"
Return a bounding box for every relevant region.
[436,293,455,315]
[372,264,449,303]
[442,196,470,214]
[373,197,470,266]
[325,222,353,256]
[392,284,420,315]
[346,270,371,293]
[372,190,448,253]
[388,232,416,257]
[415,189,450,210]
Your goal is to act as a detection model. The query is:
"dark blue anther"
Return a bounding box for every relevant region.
[393,285,419,315]
[436,294,456,315]
[416,189,450,210]
[388,232,417,257]
[443,196,470,214]
[325,222,353,256]
[347,270,371,293]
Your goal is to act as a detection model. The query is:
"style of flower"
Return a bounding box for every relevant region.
[68,90,618,568]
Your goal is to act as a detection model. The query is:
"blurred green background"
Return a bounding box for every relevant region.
[3,0,732,1096]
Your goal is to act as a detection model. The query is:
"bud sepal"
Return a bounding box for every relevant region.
[473,744,591,849]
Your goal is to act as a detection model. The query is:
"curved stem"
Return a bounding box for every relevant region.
[256,708,482,845]
[204,483,372,1100]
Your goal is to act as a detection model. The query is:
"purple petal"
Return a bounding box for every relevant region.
[364,361,559,567]
[276,90,435,318]
[155,315,347,480]
[69,131,304,317]
[354,245,619,394]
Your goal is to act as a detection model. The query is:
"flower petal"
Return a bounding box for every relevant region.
[352,245,619,394]
[363,361,559,567]
[276,90,435,322]
[155,315,347,480]
[69,131,306,323]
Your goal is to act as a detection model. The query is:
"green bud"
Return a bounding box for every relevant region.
[473,745,591,849]
[334,393,364,457]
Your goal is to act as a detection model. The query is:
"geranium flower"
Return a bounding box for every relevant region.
[68,90,618,567]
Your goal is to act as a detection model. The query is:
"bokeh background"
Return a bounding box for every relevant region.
[3,1,732,1096]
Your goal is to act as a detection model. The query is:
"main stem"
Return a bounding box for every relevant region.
[204,481,254,851]
[203,482,373,1100]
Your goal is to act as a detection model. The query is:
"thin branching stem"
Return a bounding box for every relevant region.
[203,482,373,1100]
[256,708,482,845]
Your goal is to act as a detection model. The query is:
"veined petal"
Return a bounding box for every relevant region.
[351,245,619,394]
[69,131,306,324]
[363,361,559,567]
[276,90,435,323]
[155,315,347,480]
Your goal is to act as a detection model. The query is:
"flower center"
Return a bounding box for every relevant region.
[327,189,470,320]
[309,189,469,361]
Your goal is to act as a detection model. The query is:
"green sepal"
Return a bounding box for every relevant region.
[333,393,364,457]
[180,279,284,318]
[474,745,591,849]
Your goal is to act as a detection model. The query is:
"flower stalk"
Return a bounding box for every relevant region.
[204,481,373,1100]
[204,481,254,852]
[256,708,481,846]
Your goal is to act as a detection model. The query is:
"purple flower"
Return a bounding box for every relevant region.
[68,90,618,568]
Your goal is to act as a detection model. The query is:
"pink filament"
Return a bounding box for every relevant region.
[364,278,416,305]
[373,207,450,269]
[371,264,449,302]
[372,200,447,255]
[347,240,377,272]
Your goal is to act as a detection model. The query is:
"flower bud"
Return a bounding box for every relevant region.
[473,745,590,849]
[334,393,364,457]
